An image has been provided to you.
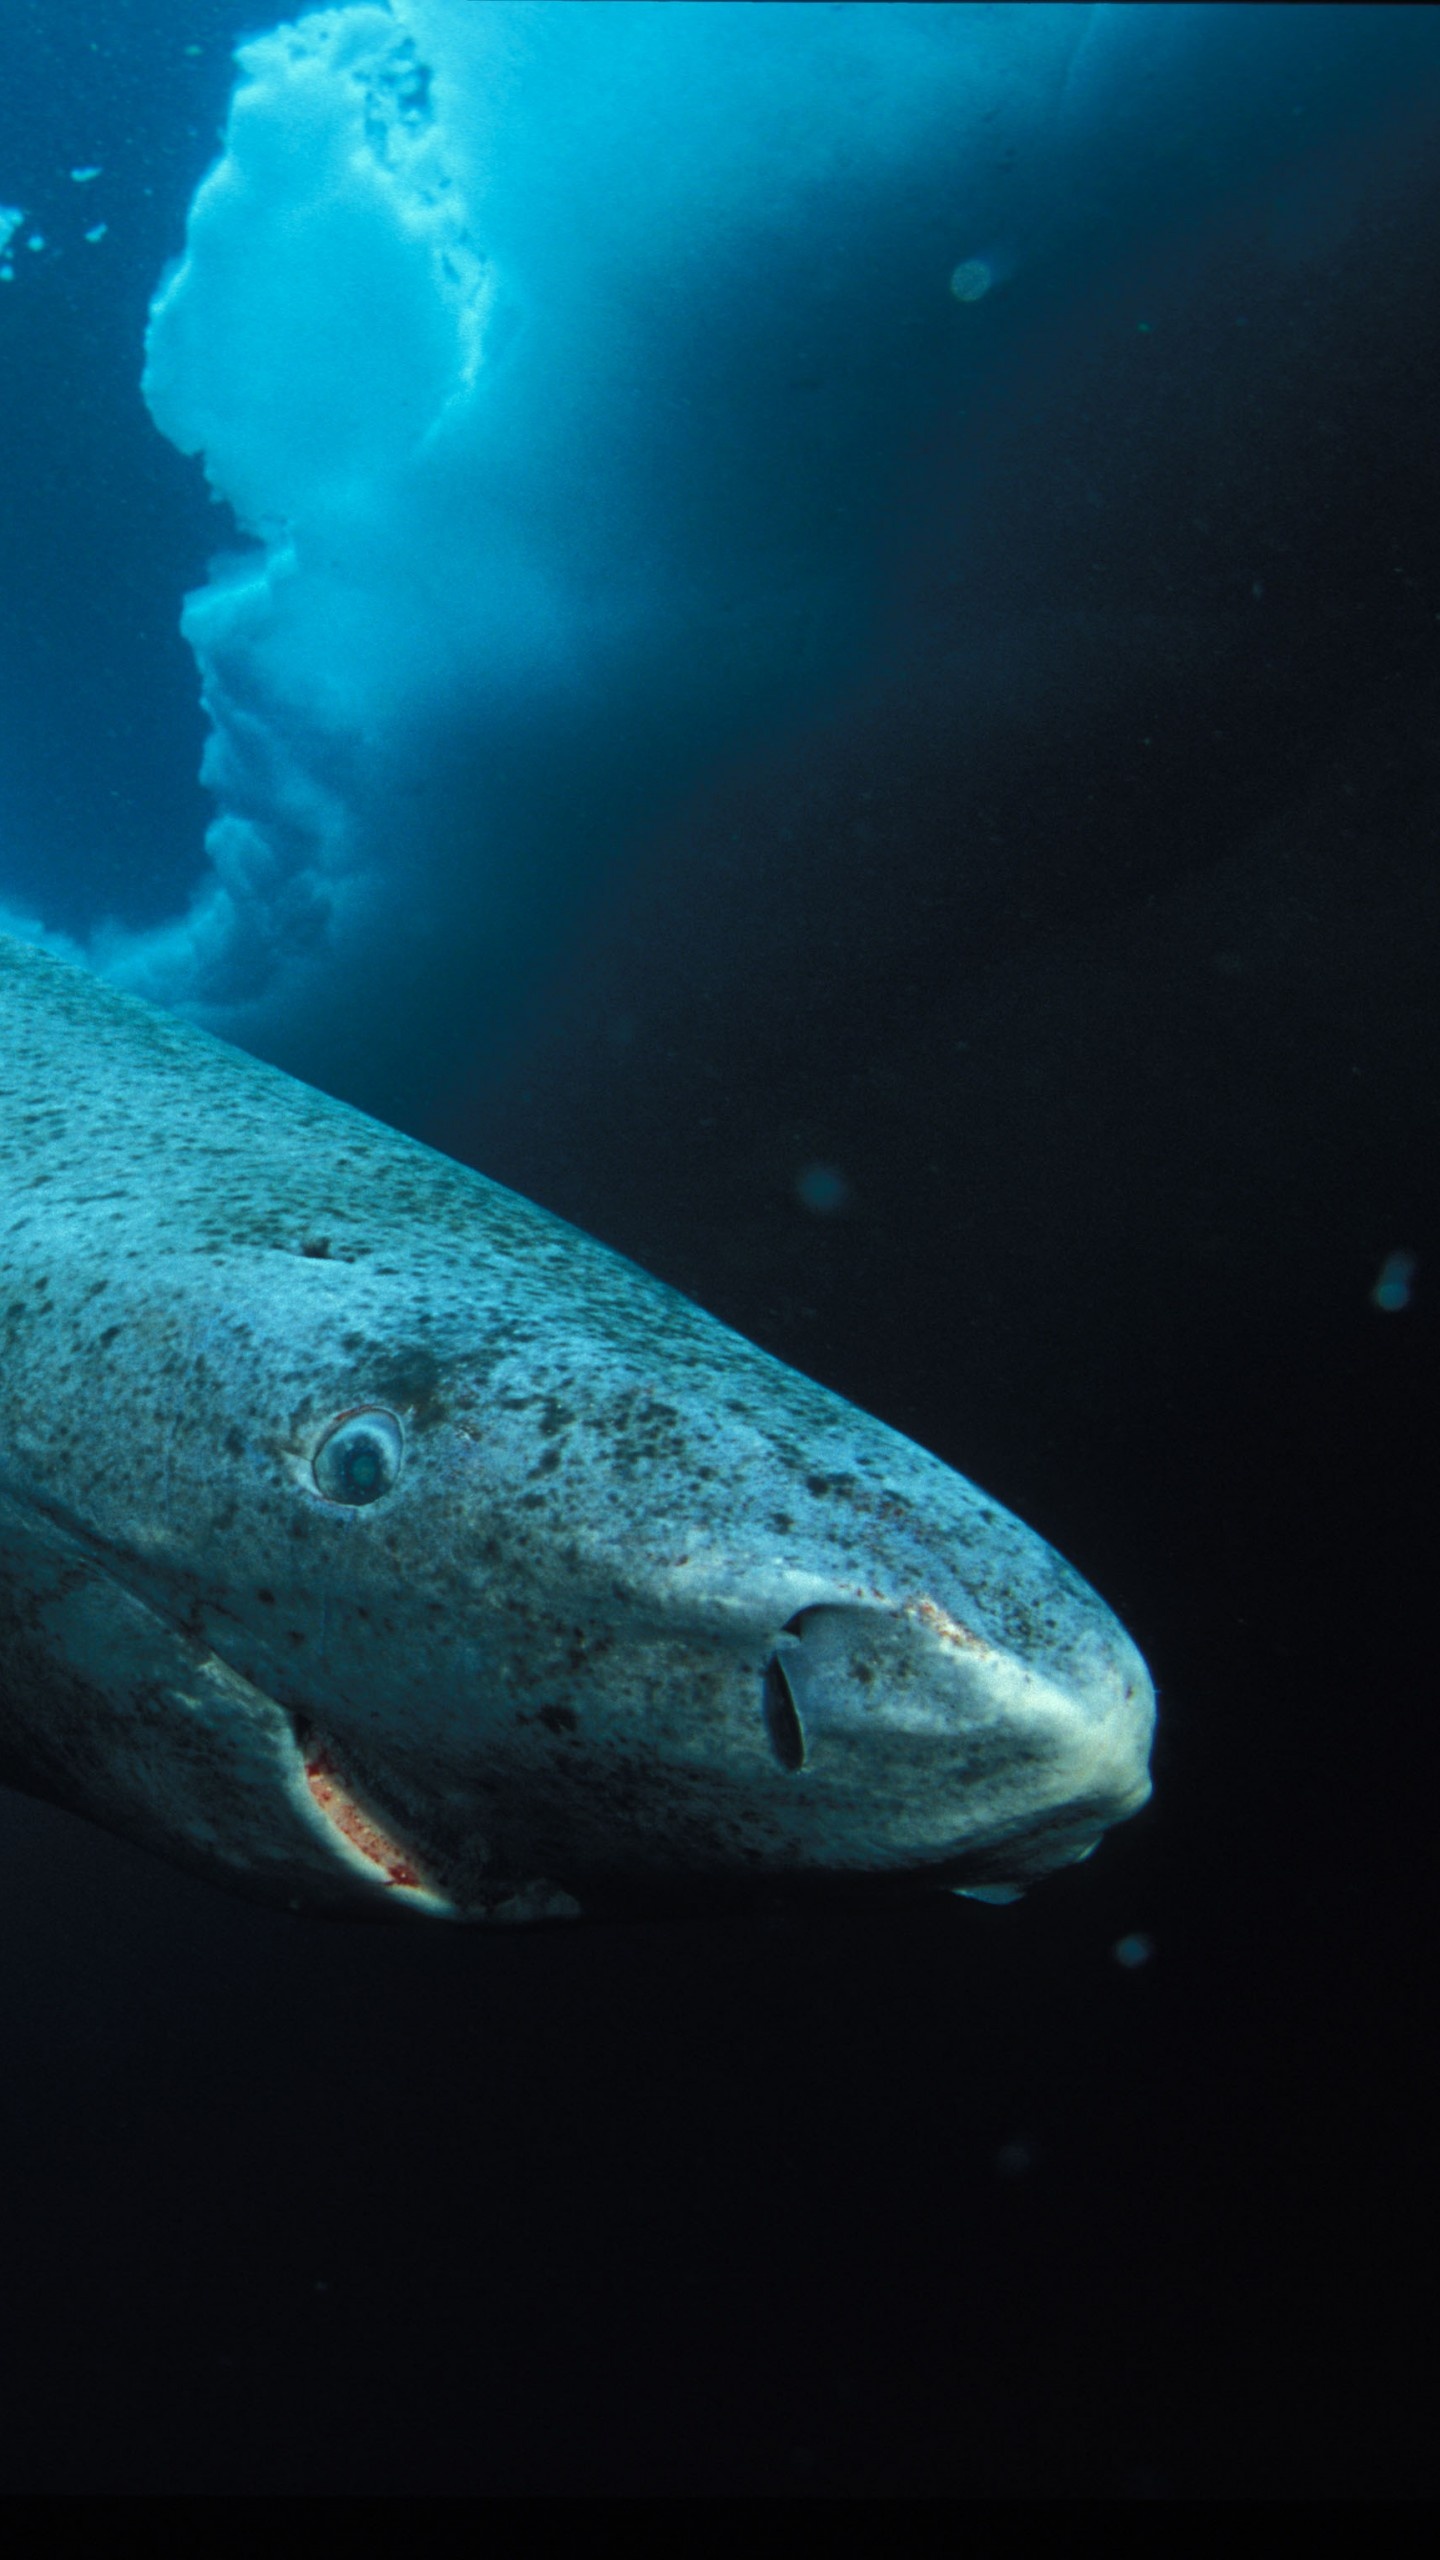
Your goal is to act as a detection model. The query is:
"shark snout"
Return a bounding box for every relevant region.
[745,1580,1155,1883]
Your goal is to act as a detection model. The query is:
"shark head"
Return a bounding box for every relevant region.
[0,935,1153,1922]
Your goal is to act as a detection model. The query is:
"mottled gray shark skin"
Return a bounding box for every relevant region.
[0,931,1154,1923]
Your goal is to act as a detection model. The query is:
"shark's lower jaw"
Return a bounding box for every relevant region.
[297,1728,442,1901]
[289,1720,585,1925]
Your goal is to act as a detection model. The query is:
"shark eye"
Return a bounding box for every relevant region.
[313,1408,403,1506]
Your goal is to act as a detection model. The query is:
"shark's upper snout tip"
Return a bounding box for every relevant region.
[742,1564,1154,1891]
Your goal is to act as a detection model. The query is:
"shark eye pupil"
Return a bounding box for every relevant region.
[313,1409,403,1505]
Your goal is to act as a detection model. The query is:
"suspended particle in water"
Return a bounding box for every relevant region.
[795,1162,851,1216]
[1112,1931,1154,1969]
[950,242,1017,305]
[1371,1249,1417,1313]
[995,2136,1037,2178]
[949,257,994,303]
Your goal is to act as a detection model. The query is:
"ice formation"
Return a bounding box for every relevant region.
[7,3,1425,1094]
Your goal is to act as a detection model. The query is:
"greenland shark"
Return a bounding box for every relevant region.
[0,932,1153,1922]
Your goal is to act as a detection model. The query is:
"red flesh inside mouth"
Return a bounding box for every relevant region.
[303,1741,426,1891]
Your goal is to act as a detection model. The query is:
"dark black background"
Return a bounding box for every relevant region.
[0,1,1437,2496]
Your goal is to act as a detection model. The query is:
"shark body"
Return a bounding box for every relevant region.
[0,932,1153,1921]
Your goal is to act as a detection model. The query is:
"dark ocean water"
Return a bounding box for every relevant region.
[1,0,1437,2498]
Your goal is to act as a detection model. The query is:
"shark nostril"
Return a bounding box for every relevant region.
[761,1650,806,1772]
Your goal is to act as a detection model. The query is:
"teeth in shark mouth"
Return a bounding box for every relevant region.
[299,1733,434,1896]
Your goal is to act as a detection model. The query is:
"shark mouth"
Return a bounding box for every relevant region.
[294,1724,456,1913]
[290,1722,583,1925]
